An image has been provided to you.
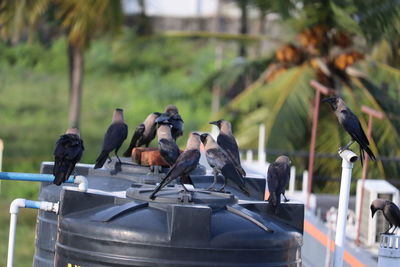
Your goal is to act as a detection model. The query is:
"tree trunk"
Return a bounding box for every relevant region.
[238,0,248,58]
[68,43,84,129]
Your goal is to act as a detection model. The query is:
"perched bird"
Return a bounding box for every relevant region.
[94,108,128,169]
[155,105,184,140]
[267,156,291,214]
[200,133,249,195]
[149,132,201,199]
[323,97,376,163]
[209,119,246,177]
[53,128,84,186]
[157,122,180,166]
[371,199,400,234]
[123,112,161,157]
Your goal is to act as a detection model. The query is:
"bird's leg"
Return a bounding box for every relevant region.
[115,152,122,164]
[384,224,393,234]
[108,156,112,163]
[282,193,290,203]
[207,169,218,190]
[391,226,397,235]
[218,177,227,193]
[339,140,355,153]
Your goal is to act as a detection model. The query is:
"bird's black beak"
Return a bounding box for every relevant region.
[371,206,377,218]
[322,97,335,104]
[192,132,201,136]
[200,133,208,143]
[209,121,218,126]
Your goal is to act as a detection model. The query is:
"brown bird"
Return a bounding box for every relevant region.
[323,97,376,164]
[200,133,249,195]
[123,112,161,157]
[209,119,246,177]
[157,121,180,166]
[149,132,201,199]
[53,128,84,186]
[94,108,128,169]
[155,105,184,140]
[371,199,400,234]
[267,156,291,214]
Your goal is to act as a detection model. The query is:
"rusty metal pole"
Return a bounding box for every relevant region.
[307,81,331,208]
[355,106,383,246]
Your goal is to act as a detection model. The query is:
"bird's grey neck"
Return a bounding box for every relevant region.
[66,128,80,136]
[220,122,232,135]
[157,125,172,140]
[186,135,200,150]
[112,111,124,123]
[205,136,219,149]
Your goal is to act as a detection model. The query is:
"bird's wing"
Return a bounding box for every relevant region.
[267,163,280,192]
[64,134,84,160]
[217,133,241,164]
[158,138,180,165]
[205,148,228,169]
[388,202,400,227]
[102,123,128,152]
[123,123,144,156]
[150,149,200,198]
[277,164,290,194]
[341,110,375,160]
[221,163,249,195]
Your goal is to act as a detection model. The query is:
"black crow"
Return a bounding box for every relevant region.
[323,97,376,163]
[371,199,400,234]
[267,156,291,214]
[123,112,161,157]
[94,108,128,169]
[157,122,180,166]
[200,133,249,195]
[209,119,246,177]
[155,105,184,140]
[149,132,201,199]
[53,128,84,185]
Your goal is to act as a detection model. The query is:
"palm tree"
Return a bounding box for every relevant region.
[210,0,400,186]
[0,0,123,128]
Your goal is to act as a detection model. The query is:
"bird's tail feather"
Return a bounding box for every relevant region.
[221,164,249,196]
[268,192,280,214]
[362,144,376,161]
[238,166,246,177]
[181,175,193,185]
[149,177,170,199]
[94,151,108,169]
[53,173,65,186]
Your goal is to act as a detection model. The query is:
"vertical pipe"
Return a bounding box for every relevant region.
[333,150,358,267]
[258,124,266,164]
[7,214,17,267]
[356,114,373,245]
[302,170,309,199]
[307,90,321,208]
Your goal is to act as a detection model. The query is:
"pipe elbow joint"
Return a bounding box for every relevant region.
[339,149,358,166]
[74,175,88,192]
[9,199,25,214]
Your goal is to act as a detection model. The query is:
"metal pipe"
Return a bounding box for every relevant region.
[0,172,88,192]
[308,80,332,208]
[0,172,74,183]
[333,149,358,267]
[7,198,59,267]
[356,106,383,246]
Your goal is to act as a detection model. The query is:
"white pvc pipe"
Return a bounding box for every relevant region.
[7,199,59,267]
[333,149,358,267]
[378,234,400,267]
[74,175,88,192]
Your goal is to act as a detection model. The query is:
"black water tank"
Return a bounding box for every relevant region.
[54,185,304,267]
[34,159,265,266]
